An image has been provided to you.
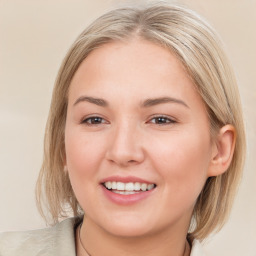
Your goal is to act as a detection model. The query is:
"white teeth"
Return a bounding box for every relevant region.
[111,181,117,189]
[105,181,112,189]
[147,184,154,190]
[103,181,155,192]
[116,182,125,190]
[113,190,139,195]
[141,183,147,191]
[125,182,134,191]
[134,182,141,191]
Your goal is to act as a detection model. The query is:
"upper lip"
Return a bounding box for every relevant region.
[100,176,156,184]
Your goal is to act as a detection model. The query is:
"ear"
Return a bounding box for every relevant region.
[207,125,236,177]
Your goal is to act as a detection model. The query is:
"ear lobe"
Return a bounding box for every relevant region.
[208,125,236,177]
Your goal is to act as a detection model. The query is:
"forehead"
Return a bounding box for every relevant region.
[68,39,202,108]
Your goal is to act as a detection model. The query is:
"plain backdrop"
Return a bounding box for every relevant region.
[0,0,255,255]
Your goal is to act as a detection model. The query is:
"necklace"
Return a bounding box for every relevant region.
[78,223,189,256]
[78,224,91,256]
[183,240,189,256]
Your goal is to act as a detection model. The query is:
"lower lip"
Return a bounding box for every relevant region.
[101,185,155,205]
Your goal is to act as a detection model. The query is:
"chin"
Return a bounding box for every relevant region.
[106,224,152,238]
[98,215,155,238]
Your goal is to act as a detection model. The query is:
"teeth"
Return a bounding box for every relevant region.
[134,182,141,191]
[125,182,134,191]
[116,182,125,190]
[147,184,154,190]
[112,181,117,189]
[103,181,155,192]
[105,181,112,189]
[141,183,147,191]
[113,190,139,195]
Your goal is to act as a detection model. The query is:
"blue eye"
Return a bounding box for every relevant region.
[82,116,106,125]
[150,116,176,125]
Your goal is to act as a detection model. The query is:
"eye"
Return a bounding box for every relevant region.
[81,116,108,126]
[149,115,176,125]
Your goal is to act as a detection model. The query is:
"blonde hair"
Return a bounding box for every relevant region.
[36,1,246,241]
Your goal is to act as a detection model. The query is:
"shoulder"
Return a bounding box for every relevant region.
[190,239,207,256]
[0,216,82,256]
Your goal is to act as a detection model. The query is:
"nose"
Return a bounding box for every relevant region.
[105,121,145,167]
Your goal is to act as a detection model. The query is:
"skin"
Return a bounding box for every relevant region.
[65,39,235,256]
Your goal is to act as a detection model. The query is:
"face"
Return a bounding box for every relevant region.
[65,39,215,238]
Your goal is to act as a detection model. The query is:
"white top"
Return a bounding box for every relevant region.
[191,240,206,256]
[0,217,206,255]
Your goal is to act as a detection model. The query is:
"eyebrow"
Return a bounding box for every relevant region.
[73,96,108,107]
[142,97,189,108]
[73,96,189,108]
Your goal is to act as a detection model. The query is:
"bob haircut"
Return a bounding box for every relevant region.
[36,1,246,241]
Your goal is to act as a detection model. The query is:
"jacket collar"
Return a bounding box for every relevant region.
[52,217,206,255]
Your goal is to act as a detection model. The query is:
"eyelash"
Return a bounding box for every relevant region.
[148,115,176,125]
[81,115,176,126]
[81,116,108,126]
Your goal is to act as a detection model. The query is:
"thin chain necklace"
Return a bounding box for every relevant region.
[78,224,91,256]
[78,223,189,256]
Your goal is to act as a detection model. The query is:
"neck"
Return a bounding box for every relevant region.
[76,216,191,256]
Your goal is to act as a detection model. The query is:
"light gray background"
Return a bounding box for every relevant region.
[0,0,255,255]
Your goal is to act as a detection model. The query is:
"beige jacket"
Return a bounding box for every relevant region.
[0,217,206,256]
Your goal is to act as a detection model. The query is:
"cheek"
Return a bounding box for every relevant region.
[66,127,100,167]
[150,129,211,202]
[65,129,105,190]
[64,129,108,213]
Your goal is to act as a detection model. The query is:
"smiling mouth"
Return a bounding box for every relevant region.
[102,181,156,195]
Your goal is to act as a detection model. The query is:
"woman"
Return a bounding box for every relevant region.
[0,1,245,255]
